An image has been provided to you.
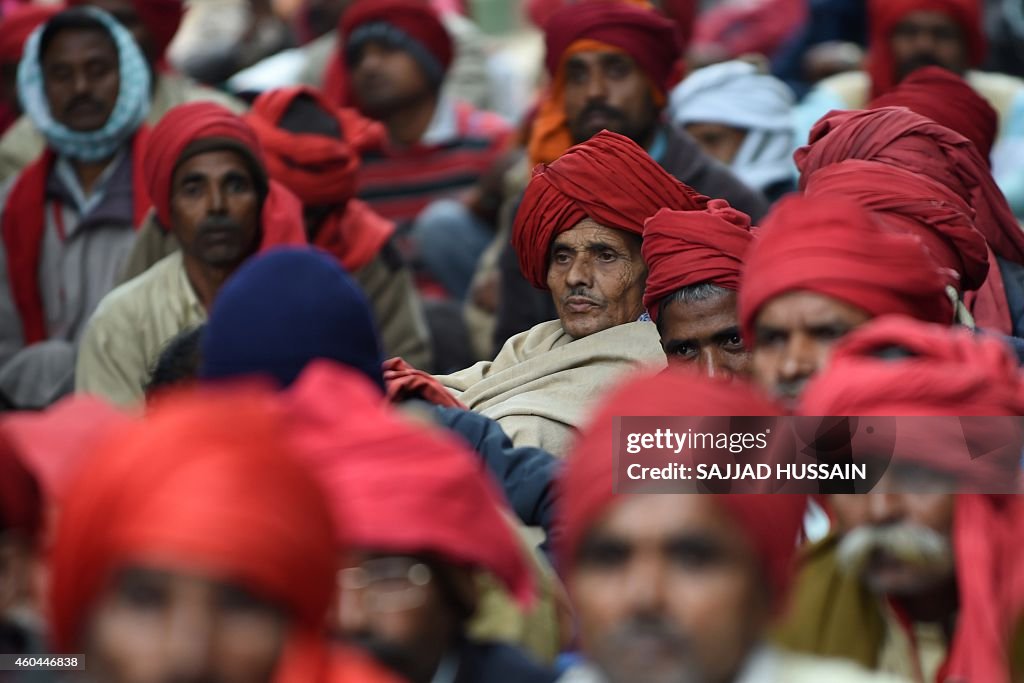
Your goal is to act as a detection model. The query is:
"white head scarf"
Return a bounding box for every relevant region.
[670,60,796,193]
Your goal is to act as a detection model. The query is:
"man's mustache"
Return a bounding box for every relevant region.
[836,522,954,577]
[564,287,603,305]
[198,216,241,234]
[64,94,104,115]
[579,102,625,123]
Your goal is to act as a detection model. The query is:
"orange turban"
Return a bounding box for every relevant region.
[48,389,337,654]
[513,130,708,290]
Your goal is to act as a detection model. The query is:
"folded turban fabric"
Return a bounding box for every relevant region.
[0,4,60,64]
[559,368,805,608]
[285,360,534,606]
[796,107,1024,267]
[528,0,679,166]
[246,86,393,272]
[738,195,954,345]
[200,248,385,392]
[68,0,182,63]
[799,314,1024,683]
[869,66,997,163]
[48,388,338,653]
[143,102,306,249]
[801,159,1014,332]
[865,0,985,99]
[669,60,796,193]
[641,199,753,322]
[514,130,708,290]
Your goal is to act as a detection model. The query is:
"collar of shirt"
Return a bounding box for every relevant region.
[647,125,669,165]
[53,148,128,218]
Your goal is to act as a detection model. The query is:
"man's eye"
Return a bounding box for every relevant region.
[756,330,784,347]
[227,179,251,194]
[605,61,631,79]
[552,252,572,265]
[565,67,587,85]
[578,543,629,569]
[813,326,848,341]
[724,335,744,350]
[598,251,617,263]
[671,345,696,359]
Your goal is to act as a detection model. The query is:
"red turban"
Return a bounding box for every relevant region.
[529,1,680,165]
[738,195,954,345]
[865,0,985,99]
[69,0,182,62]
[514,130,708,290]
[0,395,135,504]
[143,102,306,250]
[48,388,338,654]
[341,0,453,74]
[285,361,534,606]
[246,87,393,272]
[0,433,42,547]
[641,199,753,322]
[796,107,1024,267]
[0,4,60,63]
[869,66,997,163]
[560,368,805,607]
[799,315,1024,683]
[801,159,1017,333]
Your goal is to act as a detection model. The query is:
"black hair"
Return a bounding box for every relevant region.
[279,94,343,139]
[146,325,205,396]
[38,8,115,62]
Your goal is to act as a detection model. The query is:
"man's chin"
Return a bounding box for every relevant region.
[560,315,616,340]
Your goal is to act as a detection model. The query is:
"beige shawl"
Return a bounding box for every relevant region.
[437,320,666,456]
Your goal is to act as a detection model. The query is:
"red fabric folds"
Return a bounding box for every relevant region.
[48,388,338,654]
[285,361,533,606]
[246,87,393,272]
[795,106,1024,267]
[738,195,954,345]
[865,0,985,99]
[381,357,466,408]
[869,66,997,162]
[1,130,151,345]
[801,159,1012,333]
[142,102,306,250]
[0,432,43,546]
[513,130,708,290]
[641,199,753,322]
[559,368,805,607]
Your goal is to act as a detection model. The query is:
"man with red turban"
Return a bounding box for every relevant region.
[739,194,954,407]
[285,361,556,683]
[48,388,399,683]
[778,315,1024,683]
[793,0,1024,192]
[0,0,245,182]
[559,369,886,682]
[437,131,706,456]
[0,7,156,410]
[796,106,1024,337]
[641,199,754,378]
[530,0,767,221]
[244,86,432,369]
[75,102,306,406]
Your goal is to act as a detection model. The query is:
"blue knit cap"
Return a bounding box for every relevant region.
[200,247,385,390]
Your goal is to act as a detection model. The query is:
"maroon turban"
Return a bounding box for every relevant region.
[799,314,1024,683]
[738,195,954,345]
[560,368,805,608]
[796,107,1024,267]
[513,130,708,290]
[543,0,680,90]
[641,199,753,323]
[143,102,306,249]
[869,66,997,163]
[68,0,182,62]
[865,0,985,99]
